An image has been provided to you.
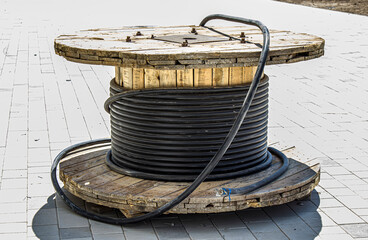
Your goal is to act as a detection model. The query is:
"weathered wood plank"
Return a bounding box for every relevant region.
[212,67,229,87]
[121,67,133,89]
[132,68,144,89]
[229,67,243,85]
[177,69,194,87]
[159,70,176,88]
[144,69,160,88]
[194,68,212,87]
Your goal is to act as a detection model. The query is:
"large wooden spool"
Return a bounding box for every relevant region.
[54,24,324,217]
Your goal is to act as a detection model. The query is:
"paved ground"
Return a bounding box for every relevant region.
[0,0,368,239]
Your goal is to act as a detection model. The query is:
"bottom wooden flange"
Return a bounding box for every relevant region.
[59,143,320,218]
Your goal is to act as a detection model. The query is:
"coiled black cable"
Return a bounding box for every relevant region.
[51,14,289,225]
[105,77,272,181]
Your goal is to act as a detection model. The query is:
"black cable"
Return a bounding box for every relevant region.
[105,77,272,181]
[51,14,289,225]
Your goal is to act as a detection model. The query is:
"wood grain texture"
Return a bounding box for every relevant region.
[194,68,212,87]
[115,66,257,88]
[59,143,320,217]
[54,25,325,68]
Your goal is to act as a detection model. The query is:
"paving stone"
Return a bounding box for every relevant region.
[89,219,123,235]
[236,209,271,223]
[0,222,27,233]
[317,233,354,240]
[1,169,27,179]
[59,227,92,239]
[219,228,256,240]
[28,208,58,226]
[209,212,247,230]
[0,188,27,203]
[154,226,190,240]
[0,202,27,214]
[123,221,158,240]
[0,178,27,189]
[252,231,288,240]
[93,233,126,240]
[341,223,368,238]
[28,195,56,210]
[0,212,26,223]
[297,211,335,230]
[322,207,364,224]
[151,216,182,228]
[57,207,89,228]
[246,220,282,233]
[0,232,27,240]
[318,225,346,236]
[335,195,368,209]
[318,198,344,208]
[28,224,59,238]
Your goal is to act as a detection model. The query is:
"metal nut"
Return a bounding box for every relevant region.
[240,37,246,43]
[151,34,155,39]
[191,28,197,34]
[126,36,131,42]
[136,31,142,36]
[240,32,245,38]
[181,40,189,47]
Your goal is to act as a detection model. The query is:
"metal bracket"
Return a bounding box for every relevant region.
[153,34,229,45]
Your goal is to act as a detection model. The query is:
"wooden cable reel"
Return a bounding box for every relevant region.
[52,14,323,222]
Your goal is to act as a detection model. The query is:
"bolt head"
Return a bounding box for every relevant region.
[181,40,189,47]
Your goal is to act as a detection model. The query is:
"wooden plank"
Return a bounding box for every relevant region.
[243,66,257,84]
[121,67,133,89]
[176,69,193,87]
[114,67,120,85]
[132,68,144,89]
[212,67,229,87]
[194,68,212,87]
[159,70,176,88]
[229,66,243,85]
[144,69,160,88]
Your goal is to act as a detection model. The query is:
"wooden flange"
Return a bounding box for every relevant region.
[59,143,320,218]
[54,25,324,69]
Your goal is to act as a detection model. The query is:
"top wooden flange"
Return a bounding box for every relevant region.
[54,25,325,70]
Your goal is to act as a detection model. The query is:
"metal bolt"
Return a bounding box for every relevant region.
[181,40,189,47]
[240,32,245,38]
[126,36,131,42]
[151,34,155,39]
[191,28,197,34]
[228,37,233,41]
[240,37,246,43]
[136,31,142,36]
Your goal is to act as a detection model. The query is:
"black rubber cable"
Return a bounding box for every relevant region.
[51,14,289,225]
[105,77,272,181]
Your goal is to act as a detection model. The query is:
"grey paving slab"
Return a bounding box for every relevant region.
[154,226,190,240]
[93,233,126,240]
[59,227,92,239]
[322,207,364,225]
[341,223,368,238]
[28,224,59,239]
